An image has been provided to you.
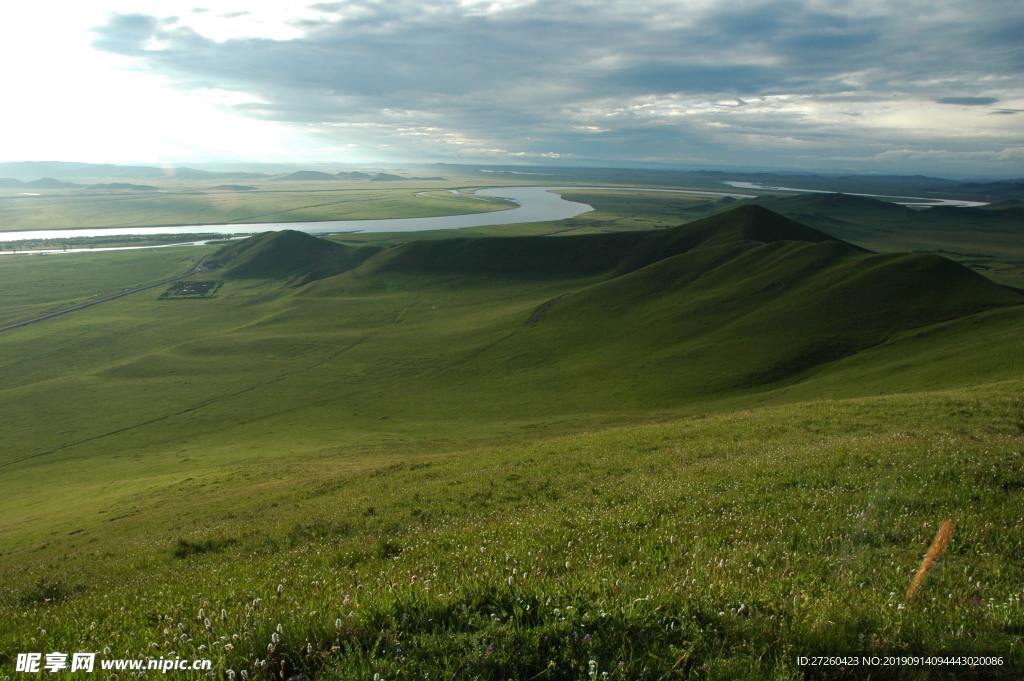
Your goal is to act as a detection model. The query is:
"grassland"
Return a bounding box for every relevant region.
[0,247,209,327]
[1,390,1022,679]
[0,203,1022,679]
[0,186,514,232]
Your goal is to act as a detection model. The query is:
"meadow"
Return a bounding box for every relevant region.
[0,197,1022,679]
[2,390,1022,679]
[0,184,514,232]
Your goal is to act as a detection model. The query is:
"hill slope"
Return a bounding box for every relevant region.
[0,205,1020,508]
[209,230,381,282]
[273,170,339,181]
[374,204,857,278]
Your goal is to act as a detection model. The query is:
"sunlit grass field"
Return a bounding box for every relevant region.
[1,390,1022,679]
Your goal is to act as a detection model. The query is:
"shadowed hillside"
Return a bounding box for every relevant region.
[510,240,1020,391]
[209,230,382,282]
[749,193,1024,288]
[371,204,859,278]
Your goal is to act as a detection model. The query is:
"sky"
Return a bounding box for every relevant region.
[3,0,1022,177]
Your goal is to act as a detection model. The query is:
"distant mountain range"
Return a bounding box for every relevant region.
[0,161,1018,200]
[0,161,269,181]
[0,177,83,189]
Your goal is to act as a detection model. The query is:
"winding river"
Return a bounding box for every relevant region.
[0,184,986,256]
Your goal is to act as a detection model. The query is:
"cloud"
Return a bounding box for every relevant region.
[88,0,1024,174]
[90,13,161,55]
[935,97,999,106]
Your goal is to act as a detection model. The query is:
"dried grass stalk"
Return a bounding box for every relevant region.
[907,516,953,598]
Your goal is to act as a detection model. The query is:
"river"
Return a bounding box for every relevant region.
[0,183,985,256]
[721,182,988,207]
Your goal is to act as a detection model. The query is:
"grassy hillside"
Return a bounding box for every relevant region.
[751,193,1024,288]
[1,390,1022,679]
[1,204,1022,678]
[209,231,382,283]
[373,205,847,278]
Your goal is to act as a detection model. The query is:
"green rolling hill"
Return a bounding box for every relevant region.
[209,230,382,283]
[3,204,1015,480]
[1,204,1022,678]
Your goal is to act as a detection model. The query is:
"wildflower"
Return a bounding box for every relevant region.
[335,619,343,631]
[342,595,351,606]
[272,633,280,644]
[276,584,284,596]
[240,672,249,681]
[103,648,112,656]
[276,624,283,634]
[204,618,212,629]
[226,671,236,681]
[221,609,228,622]
[199,609,206,620]
[224,644,234,653]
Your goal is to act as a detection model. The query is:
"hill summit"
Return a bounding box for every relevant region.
[209,230,379,283]
[273,171,339,182]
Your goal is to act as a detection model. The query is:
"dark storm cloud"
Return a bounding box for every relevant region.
[90,0,1024,173]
